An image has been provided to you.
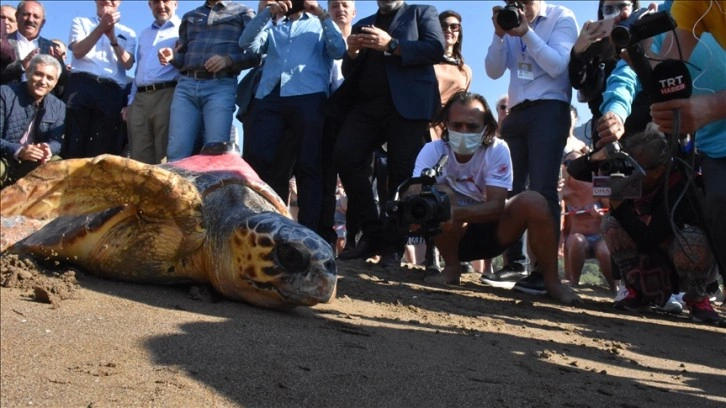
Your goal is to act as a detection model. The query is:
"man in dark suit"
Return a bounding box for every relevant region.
[1,1,67,98]
[332,0,444,267]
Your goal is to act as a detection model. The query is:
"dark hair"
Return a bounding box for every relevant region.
[439,10,465,71]
[623,122,669,169]
[435,90,498,146]
[597,0,640,20]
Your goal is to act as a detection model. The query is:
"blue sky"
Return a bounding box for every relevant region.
[37,0,613,136]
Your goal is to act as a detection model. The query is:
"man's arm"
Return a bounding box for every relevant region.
[396,5,445,67]
[651,90,726,134]
[519,10,578,78]
[45,99,65,156]
[451,186,508,224]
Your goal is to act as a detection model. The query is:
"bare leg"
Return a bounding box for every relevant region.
[497,192,580,304]
[594,240,615,292]
[565,233,587,286]
[425,222,466,285]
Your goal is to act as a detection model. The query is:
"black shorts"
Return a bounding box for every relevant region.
[458,222,507,261]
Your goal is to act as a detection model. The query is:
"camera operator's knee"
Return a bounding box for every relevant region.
[669,226,713,272]
[508,191,549,219]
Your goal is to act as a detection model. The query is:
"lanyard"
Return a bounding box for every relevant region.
[519,16,540,57]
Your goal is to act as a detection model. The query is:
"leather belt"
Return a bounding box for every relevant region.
[137,81,177,93]
[74,72,120,87]
[509,99,547,112]
[182,70,235,80]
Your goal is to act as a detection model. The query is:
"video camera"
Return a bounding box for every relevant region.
[592,142,646,200]
[385,155,451,238]
[497,2,523,31]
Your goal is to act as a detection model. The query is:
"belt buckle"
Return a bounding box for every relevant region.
[193,71,204,80]
[149,84,158,92]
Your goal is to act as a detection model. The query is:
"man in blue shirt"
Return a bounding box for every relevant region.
[483,0,578,294]
[239,0,345,233]
[124,0,180,164]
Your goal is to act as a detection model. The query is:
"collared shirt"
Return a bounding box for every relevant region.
[484,1,578,107]
[173,1,255,74]
[68,15,137,86]
[15,32,38,60]
[240,8,345,98]
[128,14,181,105]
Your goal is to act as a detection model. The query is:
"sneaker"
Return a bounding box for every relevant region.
[377,250,403,270]
[654,294,683,314]
[613,284,630,303]
[512,271,547,296]
[460,262,475,274]
[480,262,528,287]
[613,287,642,311]
[686,297,720,324]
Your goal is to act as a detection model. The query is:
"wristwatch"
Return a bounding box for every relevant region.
[386,38,399,54]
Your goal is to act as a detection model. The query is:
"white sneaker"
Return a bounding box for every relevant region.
[654,294,683,314]
[613,285,630,302]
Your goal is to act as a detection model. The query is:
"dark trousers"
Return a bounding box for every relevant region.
[243,89,327,232]
[334,98,428,252]
[501,100,570,264]
[62,73,126,158]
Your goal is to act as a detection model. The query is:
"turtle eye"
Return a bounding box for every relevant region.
[274,242,310,273]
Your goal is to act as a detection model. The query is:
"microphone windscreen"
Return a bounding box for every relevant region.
[651,59,692,102]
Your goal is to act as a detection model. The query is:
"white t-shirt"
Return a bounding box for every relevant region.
[413,138,513,206]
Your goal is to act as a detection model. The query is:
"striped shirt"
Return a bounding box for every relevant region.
[173,1,257,75]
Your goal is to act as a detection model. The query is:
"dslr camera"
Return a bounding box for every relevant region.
[497,2,524,31]
[386,155,451,237]
[592,143,646,200]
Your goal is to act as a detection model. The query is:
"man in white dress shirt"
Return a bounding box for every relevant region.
[483,0,577,293]
[123,0,180,164]
[63,0,136,159]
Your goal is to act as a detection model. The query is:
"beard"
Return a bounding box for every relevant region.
[377,1,403,14]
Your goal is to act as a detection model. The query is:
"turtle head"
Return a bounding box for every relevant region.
[214,213,337,309]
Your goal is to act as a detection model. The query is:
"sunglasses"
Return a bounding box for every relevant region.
[441,23,461,32]
[497,104,508,111]
[601,2,632,16]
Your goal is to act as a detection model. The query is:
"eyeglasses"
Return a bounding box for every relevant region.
[441,23,461,33]
[497,104,507,111]
[601,2,632,16]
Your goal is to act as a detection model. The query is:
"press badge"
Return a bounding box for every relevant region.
[517,62,534,80]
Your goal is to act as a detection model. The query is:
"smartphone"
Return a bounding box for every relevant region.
[587,18,616,38]
[351,25,364,35]
[285,0,306,16]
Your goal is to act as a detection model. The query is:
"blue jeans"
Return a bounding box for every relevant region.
[167,77,236,161]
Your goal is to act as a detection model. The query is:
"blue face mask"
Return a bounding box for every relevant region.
[447,128,485,156]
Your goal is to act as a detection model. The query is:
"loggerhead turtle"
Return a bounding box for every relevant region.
[0,143,337,309]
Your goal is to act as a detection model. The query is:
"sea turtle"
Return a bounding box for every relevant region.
[0,143,337,309]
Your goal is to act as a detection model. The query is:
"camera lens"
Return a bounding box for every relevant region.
[404,197,435,225]
[610,25,631,48]
[497,5,521,31]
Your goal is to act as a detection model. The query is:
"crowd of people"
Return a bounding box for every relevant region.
[0,1,724,324]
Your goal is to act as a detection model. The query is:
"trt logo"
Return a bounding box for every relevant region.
[658,75,684,88]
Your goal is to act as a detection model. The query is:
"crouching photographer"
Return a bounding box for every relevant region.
[390,91,579,304]
[593,124,720,324]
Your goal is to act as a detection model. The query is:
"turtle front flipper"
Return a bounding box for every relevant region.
[1,155,202,226]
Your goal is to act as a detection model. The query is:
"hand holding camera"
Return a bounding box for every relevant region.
[492,2,528,37]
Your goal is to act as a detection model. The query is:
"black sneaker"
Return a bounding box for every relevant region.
[460,262,475,274]
[377,250,403,270]
[480,262,527,287]
[512,271,547,296]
